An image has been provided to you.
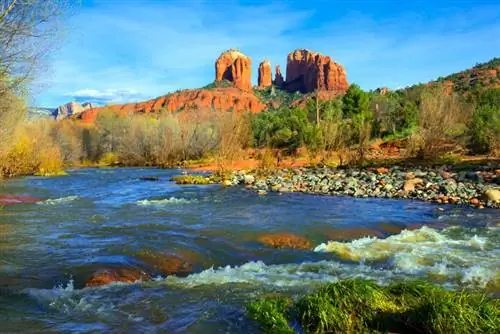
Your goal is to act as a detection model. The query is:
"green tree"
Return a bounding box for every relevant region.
[342,84,373,163]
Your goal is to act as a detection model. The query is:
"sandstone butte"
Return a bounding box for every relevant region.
[215,49,252,91]
[78,48,349,123]
[274,64,284,87]
[257,60,272,88]
[284,49,348,94]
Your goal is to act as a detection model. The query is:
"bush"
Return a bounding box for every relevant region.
[409,86,471,159]
[0,121,65,178]
[171,175,211,185]
[468,89,500,155]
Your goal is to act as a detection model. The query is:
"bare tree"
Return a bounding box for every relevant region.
[0,0,71,150]
[0,1,70,91]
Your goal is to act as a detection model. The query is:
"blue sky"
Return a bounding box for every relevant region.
[34,0,500,107]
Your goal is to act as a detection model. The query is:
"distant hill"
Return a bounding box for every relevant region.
[434,58,500,94]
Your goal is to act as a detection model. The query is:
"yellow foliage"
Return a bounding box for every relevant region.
[98,152,120,166]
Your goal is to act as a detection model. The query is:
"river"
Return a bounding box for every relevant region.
[0,168,498,333]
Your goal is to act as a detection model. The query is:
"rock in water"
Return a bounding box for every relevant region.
[215,49,252,91]
[258,233,311,250]
[284,49,348,94]
[86,268,150,287]
[258,60,272,88]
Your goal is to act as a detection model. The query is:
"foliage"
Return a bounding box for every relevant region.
[409,85,472,159]
[171,175,211,185]
[251,107,319,154]
[342,84,374,163]
[0,120,65,178]
[468,88,500,155]
[248,279,500,334]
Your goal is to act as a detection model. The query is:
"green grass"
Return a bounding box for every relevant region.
[171,175,212,185]
[247,279,500,333]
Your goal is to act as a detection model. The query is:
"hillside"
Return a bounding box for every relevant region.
[434,58,500,94]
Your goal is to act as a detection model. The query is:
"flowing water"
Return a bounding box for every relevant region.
[0,168,499,333]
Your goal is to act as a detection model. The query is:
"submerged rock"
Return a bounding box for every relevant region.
[258,233,312,250]
[0,194,41,205]
[137,251,193,276]
[86,268,150,287]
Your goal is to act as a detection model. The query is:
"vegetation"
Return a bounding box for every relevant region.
[247,279,500,334]
[171,175,211,185]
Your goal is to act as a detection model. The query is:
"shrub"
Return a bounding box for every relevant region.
[409,86,471,159]
[171,175,211,185]
[468,89,500,155]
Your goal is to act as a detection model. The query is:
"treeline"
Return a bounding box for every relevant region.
[0,84,499,178]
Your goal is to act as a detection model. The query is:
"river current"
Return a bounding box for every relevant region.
[0,168,498,333]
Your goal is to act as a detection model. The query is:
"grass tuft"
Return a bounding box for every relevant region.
[247,279,500,333]
[247,295,294,333]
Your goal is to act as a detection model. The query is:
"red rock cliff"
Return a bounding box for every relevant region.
[215,49,252,91]
[79,88,266,123]
[285,49,348,94]
[274,64,284,87]
[258,60,272,88]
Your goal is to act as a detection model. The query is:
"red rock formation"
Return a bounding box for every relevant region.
[215,49,252,91]
[274,64,284,87]
[79,87,266,123]
[258,60,272,88]
[285,49,348,94]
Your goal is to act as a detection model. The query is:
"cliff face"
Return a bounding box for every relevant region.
[79,88,266,123]
[215,49,252,91]
[258,60,272,88]
[274,64,284,87]
[54,102,93,120]
[284,49,348,94]
[75,48,352,123]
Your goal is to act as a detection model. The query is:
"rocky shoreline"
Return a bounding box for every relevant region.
[225,166,500,209]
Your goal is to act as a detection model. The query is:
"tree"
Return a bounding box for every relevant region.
[342,84,373,163]
[0,1,70,150]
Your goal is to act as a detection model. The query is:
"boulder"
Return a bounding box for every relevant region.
[483,188,500,203]
[244,174,255,185]
[215,49,252,91]
[258,60,272,88]
[403,178,424,193]
[86,268,149,287]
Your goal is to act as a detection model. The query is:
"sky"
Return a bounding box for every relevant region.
[33,0,500,107]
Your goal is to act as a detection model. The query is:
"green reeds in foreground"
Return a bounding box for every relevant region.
[247,279,500,333]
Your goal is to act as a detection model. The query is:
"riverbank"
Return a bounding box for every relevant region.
[220,165,500,208]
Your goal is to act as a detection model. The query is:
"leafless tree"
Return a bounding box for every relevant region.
[0,0,71,150]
